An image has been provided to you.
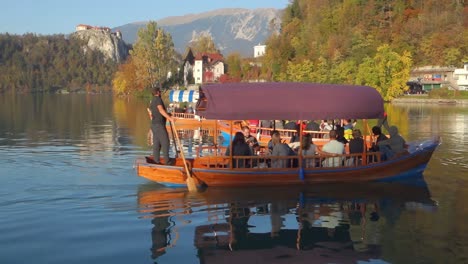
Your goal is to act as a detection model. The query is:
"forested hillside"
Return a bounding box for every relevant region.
[0,34,117,93]
[261,0,467,90]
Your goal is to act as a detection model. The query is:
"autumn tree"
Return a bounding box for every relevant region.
[130,21,177,90]
[112,57,142,95]
[260,0,466,92]
[356,44,412,101]
[285,59,314,82]
[225,53,242,79]
[190,34,219,54]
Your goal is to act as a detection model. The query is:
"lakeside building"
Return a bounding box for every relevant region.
[409,66,457,92]
[453,62,468,91]
[195,53,224,84]
[183,48,225,85]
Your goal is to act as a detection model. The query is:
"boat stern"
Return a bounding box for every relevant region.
[135,158,188,187]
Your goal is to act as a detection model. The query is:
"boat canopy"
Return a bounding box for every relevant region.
[169,90,199,103]
[196,82,384,120]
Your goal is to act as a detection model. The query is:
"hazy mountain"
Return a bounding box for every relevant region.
[113,8,282,57]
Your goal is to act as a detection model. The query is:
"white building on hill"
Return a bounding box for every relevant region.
[254,44,266,58]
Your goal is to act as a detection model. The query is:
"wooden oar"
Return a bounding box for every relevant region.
[170,120,197,192]
[168,120,179,158]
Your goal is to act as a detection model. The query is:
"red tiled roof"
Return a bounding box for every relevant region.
[194,52,224,61]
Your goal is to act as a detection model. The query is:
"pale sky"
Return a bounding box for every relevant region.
[1,0,290,35]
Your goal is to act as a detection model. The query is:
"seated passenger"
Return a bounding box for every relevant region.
[377,126,408,160]
[306,120,320,131]
[343,119,353,140]
[225,132,252,168]
[349,129,364,154]
[242,126,259,155]
[369,126,389,160]
[274,120,284,129]
[320,120,332,132]
[319,130,345,167]
[347,129,364,166]
[289,123,303,144]
[284,120,298,130]
[267,130,279,152]
[301,134,316,168]
[260,120,273,128]
[370,126,388,150]
[335,125,349,145]
[270,131,295,168]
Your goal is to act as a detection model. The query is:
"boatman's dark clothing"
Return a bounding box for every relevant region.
[150,96,170,164]
[150,97,166,125]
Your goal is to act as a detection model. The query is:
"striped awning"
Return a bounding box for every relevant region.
[169,90,199,102]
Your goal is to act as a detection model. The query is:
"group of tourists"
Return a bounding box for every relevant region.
[147,87,408,168]
[317,119,409,166]
[224,117,408,169]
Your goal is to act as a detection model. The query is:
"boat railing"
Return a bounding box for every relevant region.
[170,128,216,139]
[303,130,330,138]
[257,127,297,138]
[256,127,329,139]
[171,112,204,120]
[195,146,227,157]
[194,152,382,170]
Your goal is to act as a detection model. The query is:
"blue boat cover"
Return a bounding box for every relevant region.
[169,90,199,102]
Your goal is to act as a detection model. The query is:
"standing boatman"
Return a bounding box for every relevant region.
[147,87,175,165]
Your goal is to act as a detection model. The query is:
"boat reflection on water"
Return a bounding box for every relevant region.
[137,174,437,263]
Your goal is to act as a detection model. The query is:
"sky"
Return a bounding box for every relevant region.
[1,0,290,35]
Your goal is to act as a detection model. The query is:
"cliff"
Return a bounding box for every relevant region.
[71,30,129,63]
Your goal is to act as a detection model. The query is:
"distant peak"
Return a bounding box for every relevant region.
[157,8,279,26]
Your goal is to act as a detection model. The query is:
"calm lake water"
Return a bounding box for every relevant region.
[1,94,467,264]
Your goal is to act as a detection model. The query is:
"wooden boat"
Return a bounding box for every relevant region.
[136,82,440,188]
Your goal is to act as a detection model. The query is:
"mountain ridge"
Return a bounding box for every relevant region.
[113,8,282,57]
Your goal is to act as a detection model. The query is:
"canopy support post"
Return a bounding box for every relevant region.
[214,120,218,156]
[298,120,304,181]
[229,120,233,169]
[362,119,368,165]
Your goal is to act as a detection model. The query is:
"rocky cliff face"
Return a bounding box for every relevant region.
[71,30,129,63]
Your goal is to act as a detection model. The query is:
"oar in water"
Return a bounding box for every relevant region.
[170,120,197,192]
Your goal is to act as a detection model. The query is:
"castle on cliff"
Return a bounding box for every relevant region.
[75,24,122,39]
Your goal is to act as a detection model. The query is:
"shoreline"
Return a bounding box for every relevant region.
[392,96,468,105]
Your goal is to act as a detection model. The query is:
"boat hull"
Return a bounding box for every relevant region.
[136,139,439,188]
